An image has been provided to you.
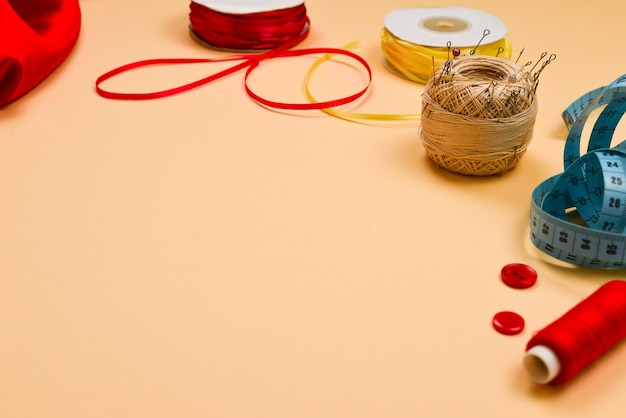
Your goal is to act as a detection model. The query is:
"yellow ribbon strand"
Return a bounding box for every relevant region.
[304,41,421,124]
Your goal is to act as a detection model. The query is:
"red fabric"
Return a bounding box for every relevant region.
[527,280,626,385]
[0,0,81,106]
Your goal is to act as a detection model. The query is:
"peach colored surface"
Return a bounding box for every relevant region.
[2,1,626,417]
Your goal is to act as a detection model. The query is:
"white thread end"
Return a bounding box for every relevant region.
[523,345,561,384]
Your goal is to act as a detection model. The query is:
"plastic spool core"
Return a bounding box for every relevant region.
[421,17,469,33]
[523,345,561,384]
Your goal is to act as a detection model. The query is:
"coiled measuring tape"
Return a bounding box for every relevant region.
[530,74,626,268]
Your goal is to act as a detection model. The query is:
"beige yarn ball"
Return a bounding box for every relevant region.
[420,55,538,176]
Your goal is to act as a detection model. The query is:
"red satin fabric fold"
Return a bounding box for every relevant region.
[0,0,81,106]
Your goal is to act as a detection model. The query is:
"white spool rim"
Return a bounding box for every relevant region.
[523,345,561,384]
[192,0,305,14]
[383,6,508,47]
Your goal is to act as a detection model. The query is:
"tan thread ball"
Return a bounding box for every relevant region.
[420,55,538,176]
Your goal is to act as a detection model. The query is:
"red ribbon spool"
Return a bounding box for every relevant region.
[189,1,309,52]
[95,1,372,110]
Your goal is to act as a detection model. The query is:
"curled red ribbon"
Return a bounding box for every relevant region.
[95,2,372,111]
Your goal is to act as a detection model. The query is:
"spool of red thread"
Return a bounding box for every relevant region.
[523,280,626,385]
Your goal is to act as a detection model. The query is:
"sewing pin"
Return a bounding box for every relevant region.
[533,53,556,80]
[533,54,556,90]
[434,55,453,86]
[505,88,521,115]
[528,52,548,74]
[470,29,490,55]
[515,48,526,64]
[483,79,498,110]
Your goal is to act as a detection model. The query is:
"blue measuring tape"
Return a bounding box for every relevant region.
[530,74,626,268]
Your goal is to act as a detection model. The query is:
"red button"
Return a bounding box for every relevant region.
[501,263,537,289]
[492,311,525,335]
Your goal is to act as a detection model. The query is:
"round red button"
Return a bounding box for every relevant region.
[501,263,537,289]
[492,311,525,335]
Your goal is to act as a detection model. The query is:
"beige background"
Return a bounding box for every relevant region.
[2,0,626,417]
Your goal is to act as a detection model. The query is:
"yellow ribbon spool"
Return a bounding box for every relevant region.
[382,7,512,84]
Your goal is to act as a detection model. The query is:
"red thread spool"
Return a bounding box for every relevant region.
[523,280,626,385]
[189,1,309,51]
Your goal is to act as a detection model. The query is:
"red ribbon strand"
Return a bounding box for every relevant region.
[95,2,372,110]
